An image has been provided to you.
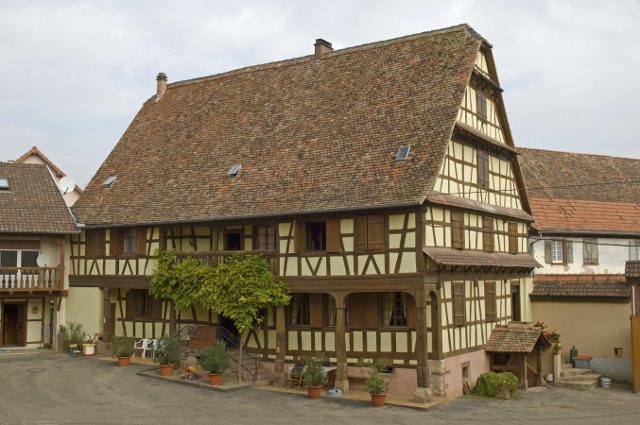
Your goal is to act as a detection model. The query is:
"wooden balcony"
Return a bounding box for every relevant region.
[0,267,63,292]
[175,251,278,275]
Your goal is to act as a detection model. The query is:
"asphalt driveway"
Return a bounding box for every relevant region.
[1,350,640,425]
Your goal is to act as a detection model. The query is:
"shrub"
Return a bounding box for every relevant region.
[154,336,181,366]
[111,336,134,357]
[198,341,230,374]
[62,322,86,345]
[303,353,328,387]
[473,372,519,398]
[364,371,389,395]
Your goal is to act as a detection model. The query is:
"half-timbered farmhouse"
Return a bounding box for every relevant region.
[69,24,538,400]
[0,162,77,349]
[520,148,640,382]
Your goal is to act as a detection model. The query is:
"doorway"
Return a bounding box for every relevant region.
[218,314,239,348]
[2,302,26,346]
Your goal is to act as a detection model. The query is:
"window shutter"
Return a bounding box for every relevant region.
[485,281,496,321]
[483,217,494,252]
[293,220,305,253]
[566,241,573,264]
[544,240,552,264]
[630,242,639,261]
[326,219,341,253]
[125,290,135,320]
[309,294,323,328]
[508,222,518,254]
[152,298,163,321]
[367,215,386,251]
[453,282,465,326]
[136,228,147,256]
[355,216,367,251]
[109,229,120,256]
[451,211,464,250]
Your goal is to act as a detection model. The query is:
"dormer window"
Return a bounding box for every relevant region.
[103,176,117,188]
[395,146,411,161]
[227,164,242,177]
[0,177,8,190]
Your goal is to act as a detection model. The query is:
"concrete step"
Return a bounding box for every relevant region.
[554,378,599,391]
[561,367,593,377]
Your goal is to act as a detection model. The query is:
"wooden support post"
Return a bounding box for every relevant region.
[103,288,113,341]
[334,292,349,392]
[536,347,542,386]
[169,301,176,337]
[274,305,286,386]
[413,289,432,403]
[59,236,66,290]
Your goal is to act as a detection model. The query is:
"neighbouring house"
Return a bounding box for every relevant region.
[15,146,83,207]
[0,162,78,349]
[519,147,640,382]
[68,24,539,400]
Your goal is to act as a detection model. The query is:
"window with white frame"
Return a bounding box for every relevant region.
[551,240,564,263]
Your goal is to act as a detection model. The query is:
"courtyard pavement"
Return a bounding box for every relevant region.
[1,349,640,425]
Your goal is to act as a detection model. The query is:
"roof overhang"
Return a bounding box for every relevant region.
[423,247,540,269]
[426,192,534,222]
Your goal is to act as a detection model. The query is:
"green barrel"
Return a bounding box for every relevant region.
[569,345,578,366]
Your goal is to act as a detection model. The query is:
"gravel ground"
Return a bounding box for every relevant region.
[1,350,639,425]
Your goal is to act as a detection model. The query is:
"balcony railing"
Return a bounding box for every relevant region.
[175,251,278,275]
[0,267,63,291]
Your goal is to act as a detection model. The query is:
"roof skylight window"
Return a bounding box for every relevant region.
[395,146,411,161]
[0,177,8,190]
[227,164,242,177]
[103,176,117,187]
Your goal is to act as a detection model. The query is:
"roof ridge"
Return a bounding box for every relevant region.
[518,146,640,162]
[168,23,477,90]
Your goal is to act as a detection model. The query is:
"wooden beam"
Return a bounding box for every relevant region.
[333,292,349,391]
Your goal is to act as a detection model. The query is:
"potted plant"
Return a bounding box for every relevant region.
[111,336,134,367]
[303,353,328,399]
[365,371,389,407]
[198,340,230,385]
[154,336,181,376]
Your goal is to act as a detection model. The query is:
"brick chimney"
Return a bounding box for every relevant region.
[156,72,167,100]
[314,39,333,59]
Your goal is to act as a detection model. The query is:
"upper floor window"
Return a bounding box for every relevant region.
[0,250,38,268]
[477,149,490,189]
[355,215,385,251]
[306,222,326,251]
[110,228,146,256]
[382,292,407,327]
[476,90,488,120]
[544,239,573,265]
[122,229,138,255]
[254,225,276,251]
[583,239,598,265]
[224,230,243,251]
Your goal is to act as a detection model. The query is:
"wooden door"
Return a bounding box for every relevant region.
[631,315,640,393]
[3,303,18,345]
[16,303,26,346]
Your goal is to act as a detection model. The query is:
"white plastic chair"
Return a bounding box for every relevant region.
[133,338,153,358]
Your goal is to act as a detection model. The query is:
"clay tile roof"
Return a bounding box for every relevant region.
[0,163,78,234]
[626,261,640,279]
[424,247,540,268]
[485,326,542,353]
[15,146,83,194]
[530,274,629,299]
[73,25,485,226]
[518,148,640,234]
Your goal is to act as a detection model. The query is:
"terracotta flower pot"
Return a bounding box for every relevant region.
[159,364,174,377]
[306,385,323,399]
[370,392,386,407]
[117,356,131,367]
[209,373,223,386]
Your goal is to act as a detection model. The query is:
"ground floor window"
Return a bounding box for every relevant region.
[382,292,407,327]
[126,289,152,320]
[290,294,310,326]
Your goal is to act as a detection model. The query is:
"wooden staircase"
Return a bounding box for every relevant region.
[554,363,601,391]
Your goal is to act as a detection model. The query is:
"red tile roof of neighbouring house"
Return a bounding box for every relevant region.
[518,148,640,234]
[530,274,629,300]
[0,163,78,234]
[73,25,511,226]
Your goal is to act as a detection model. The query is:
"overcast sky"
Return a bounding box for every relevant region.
[1,0,638,188]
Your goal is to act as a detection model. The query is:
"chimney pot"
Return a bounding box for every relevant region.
[156,72,167,100]
[314,39,333,59]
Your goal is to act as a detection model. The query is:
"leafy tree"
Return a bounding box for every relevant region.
[149,249,212,322]
[200,254,290,383]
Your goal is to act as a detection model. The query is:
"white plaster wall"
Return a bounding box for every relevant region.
[532,236,634,275]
